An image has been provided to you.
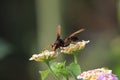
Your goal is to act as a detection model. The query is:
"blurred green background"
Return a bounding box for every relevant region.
[0,0,120,80]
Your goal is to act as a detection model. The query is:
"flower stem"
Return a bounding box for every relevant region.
[73,53,78,64]
[73,52,81,75]
[46,61,59,80]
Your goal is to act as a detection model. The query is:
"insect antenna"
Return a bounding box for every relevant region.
[43,44,52,51]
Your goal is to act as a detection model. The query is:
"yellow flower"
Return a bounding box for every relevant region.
[29,50,59,62]
[61,40,90,54]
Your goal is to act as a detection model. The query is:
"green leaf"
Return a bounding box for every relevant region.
[51,62,69,79]
[67,63,81,77]
[39,69,50,80]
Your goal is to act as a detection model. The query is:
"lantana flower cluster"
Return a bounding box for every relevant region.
[77,68,118,80]
[61,40,90,54]
[29,50,59,62]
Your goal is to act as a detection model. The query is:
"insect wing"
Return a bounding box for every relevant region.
[64,28,84,43]
[56,25,61,39]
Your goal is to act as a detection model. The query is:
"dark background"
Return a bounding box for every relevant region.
[0,0,120,80]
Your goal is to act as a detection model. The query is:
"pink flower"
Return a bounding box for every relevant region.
[98,73,118,80]
[77,68,118,80]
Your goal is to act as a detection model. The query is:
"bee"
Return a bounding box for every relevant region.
[52,25,84,51]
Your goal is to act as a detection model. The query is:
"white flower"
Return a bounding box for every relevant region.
[29,50,59,62]
[61,40,90,54]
